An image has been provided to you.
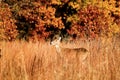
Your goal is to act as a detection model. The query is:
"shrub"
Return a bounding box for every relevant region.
[67,5,115,39]
[0,3,18,41]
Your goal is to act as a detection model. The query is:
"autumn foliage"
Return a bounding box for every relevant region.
[0,0,120,41]
[67,5,111,38]
[16,2,64,41]
[0,3,18,41]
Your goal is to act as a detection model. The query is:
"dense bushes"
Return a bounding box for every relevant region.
[67,5,112,38]
[13,2,65,41]
[0,0,120,41]
[0,3,18,41]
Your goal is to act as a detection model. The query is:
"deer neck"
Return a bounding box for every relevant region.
[55,45,61,53]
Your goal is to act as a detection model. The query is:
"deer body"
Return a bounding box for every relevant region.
[51,37,89,60]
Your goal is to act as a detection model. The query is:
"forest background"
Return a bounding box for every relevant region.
[0,0,120,41]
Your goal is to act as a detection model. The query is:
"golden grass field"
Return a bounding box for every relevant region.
[0,37,120,80]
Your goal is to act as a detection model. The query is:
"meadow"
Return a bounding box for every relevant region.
[0,37,120,80]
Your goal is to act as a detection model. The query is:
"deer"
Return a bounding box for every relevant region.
[50,37,89,61]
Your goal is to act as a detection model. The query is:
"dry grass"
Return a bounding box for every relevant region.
[0,37,120,80]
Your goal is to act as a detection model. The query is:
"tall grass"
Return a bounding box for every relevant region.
[0,37,120,80]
